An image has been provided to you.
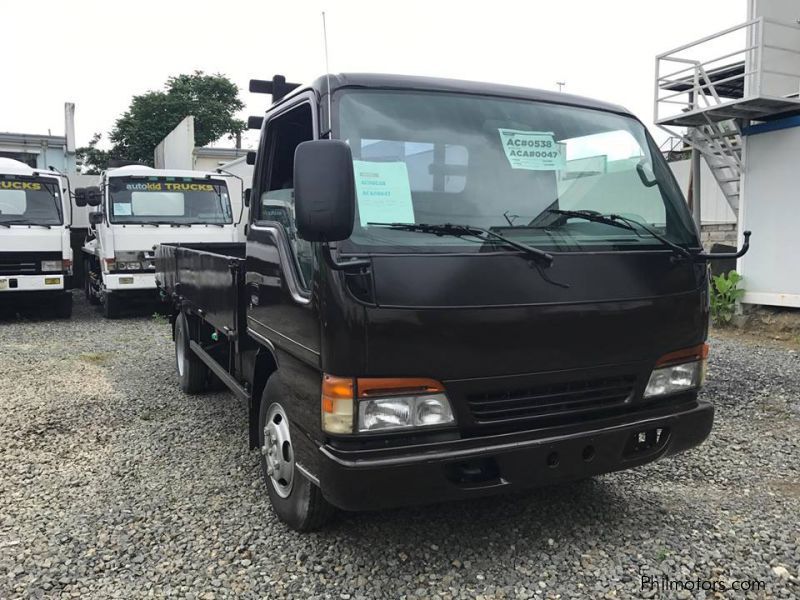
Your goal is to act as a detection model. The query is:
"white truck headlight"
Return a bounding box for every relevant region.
[321,376,455,434]
[114,252,144,271]
[644,344,708,399]
[41,260,63,272]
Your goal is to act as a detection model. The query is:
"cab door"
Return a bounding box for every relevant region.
[245,94,321,378]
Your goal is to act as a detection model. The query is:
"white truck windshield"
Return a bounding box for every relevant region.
[0,176,62,226]
[108,177,232,225]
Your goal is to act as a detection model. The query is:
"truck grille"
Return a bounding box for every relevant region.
[0,252,61,276]
[466,374,637,424]
[0,260,37,275]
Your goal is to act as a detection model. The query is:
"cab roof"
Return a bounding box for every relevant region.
[106,165,228,180]
[285,73,632,117]
[0,158,63,180]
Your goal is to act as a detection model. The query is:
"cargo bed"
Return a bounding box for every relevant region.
[155,242,247,339]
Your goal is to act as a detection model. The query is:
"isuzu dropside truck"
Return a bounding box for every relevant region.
[77,165,238,318]
[0,158,73,318]
[155,74,750,531]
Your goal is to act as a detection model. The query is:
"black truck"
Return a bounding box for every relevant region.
[155,73,750,531]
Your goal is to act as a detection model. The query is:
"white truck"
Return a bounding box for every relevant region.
[77,165,238,318]
[0,158,73,318]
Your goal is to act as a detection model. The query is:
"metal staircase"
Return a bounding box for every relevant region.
[654,17,800,221]
[689,118,742,217]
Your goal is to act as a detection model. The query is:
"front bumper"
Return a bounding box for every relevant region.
[104,272,156,291]
[0,273,66,292]
[317,398,713,511]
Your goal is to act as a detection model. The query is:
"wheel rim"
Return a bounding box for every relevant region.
[175,321,185,377]
[262,403,294,498]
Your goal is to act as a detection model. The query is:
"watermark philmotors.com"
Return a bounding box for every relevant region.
[640,570,766,594]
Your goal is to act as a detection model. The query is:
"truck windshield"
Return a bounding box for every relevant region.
[0,176,62,226]
[337,90,698,253]
[108,177,232,225]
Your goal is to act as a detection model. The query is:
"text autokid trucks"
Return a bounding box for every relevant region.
[78,165,237,318]
[156,74,750,530]
[0,158,73,318]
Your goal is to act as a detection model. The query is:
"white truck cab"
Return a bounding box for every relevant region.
[77,165,237,318]
[0,158,73,318]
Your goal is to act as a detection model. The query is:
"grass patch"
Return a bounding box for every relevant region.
[78,352,109,365]
[151,313,169,325]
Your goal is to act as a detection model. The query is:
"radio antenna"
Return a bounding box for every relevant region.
[322,11,332,136]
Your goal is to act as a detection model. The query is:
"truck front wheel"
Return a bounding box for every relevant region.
[54,293,73,319]
[103,292,120,319]
[258,380,334,531]
[175,312,207,394]
[84,260,100,305]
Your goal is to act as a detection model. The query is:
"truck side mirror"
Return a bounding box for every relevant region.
[86,186,103,207]
[244,188,251,207]
[75,187,87,207]
[89,212,103,226]
[294,140,355,242]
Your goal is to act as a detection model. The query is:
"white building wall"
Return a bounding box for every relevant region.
[747,0,800,97]
[153,116,195,169]
[738,124,800,308]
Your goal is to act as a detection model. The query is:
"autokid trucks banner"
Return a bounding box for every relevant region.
[0,181,42,190]
[125,182,215,192]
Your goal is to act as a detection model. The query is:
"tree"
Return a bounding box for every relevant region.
[108,71,245,166]
[76,133,114,175]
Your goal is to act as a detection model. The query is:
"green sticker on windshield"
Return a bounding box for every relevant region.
[498,129,565,170]
[353,160,415,227]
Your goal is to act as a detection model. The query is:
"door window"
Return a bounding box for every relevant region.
[256,103,315,288]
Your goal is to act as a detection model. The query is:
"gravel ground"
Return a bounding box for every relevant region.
[1,292,798,599]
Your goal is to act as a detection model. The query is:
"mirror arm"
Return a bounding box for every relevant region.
[693,230,751,261]
[322,243,371,272]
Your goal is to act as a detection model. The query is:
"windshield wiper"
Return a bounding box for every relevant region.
[0,220,52,228]
[547,210,692,259]
[370,222,554,264]
[368,222,569,288]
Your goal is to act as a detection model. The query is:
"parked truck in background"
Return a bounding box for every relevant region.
[77,165,238,318]
[0,158,73,318]
[156,74,750,531]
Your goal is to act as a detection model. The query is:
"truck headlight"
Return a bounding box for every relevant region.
[644,344,708,399]
[41,260,63,272]
[321,376,455,434]
[113,251,144,271]
[359,394,453,431]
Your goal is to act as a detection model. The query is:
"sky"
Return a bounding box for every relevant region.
[0,0,747,150]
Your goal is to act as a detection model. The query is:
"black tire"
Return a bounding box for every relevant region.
[84,260,100,305]
[175,312,207,394]
[258,378,335,531]
[102,292,120,319]
[54,293,72,319]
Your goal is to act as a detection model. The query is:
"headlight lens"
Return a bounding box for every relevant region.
[41,260,63,272]
[644,360,704,398]
[321,376,456,434]
[359,393,454,432]
[114,252,148,271]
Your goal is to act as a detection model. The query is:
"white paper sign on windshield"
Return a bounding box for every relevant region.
[113,203,132,216]
[353,160,415,227]
[498,129,566,171]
